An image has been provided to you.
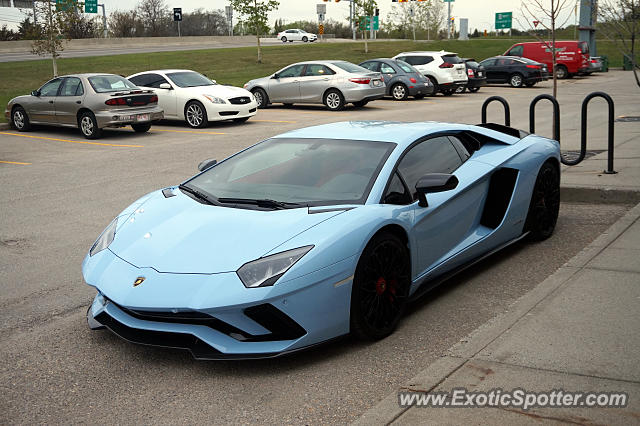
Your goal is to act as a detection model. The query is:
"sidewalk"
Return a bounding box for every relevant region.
[355,148,640,423]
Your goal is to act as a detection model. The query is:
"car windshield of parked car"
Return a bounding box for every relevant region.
[466,61,479,68]
[396,60,419,73]
[442,55,463,64]
[88,75,138,93]
[166,71,215,88]
[332,61,369,74]
[185,138,395,206]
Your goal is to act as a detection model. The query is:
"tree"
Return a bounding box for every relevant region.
[137,0,171,37]
[230,0,279,63]
[599,0,640,87]
[0,24,19,41]
[108,10,144,37]
[353,0,377,52]
[519,0,574,98]
[179,9,229,36]
[31,0,70,77]
[18,17,40,40]
[386,0,445,40]
[62,8,100,39]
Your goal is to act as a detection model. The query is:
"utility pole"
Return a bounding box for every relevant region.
[447,0,451,39]
[351,0,355,40]
[99,3,107,38]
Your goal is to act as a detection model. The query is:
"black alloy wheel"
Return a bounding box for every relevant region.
[524,161,560,241]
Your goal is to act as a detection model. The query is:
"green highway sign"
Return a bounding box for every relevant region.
[358,16,379,31]
[495,12,512,29]
[56,0,75,12]
[373,16,379,31]
[443,0,455,2]
[85,0,97,13]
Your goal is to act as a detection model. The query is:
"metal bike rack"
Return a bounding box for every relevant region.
[529,94,561,143]
[581,92,616,174]
[481,96,511,126]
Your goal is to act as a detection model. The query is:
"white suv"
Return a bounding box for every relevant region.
[393,51,468,96]
[277,29,317,43]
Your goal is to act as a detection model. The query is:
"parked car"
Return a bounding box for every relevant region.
[84,120,561,359]
[504,41,590,79]
[5,73,163,139]
[277,29,317,43]
[584,56,603,74]
[479,56,549,88]
[128,69,257,129]
[243,60,385,111]
[456,58,486,93]
[358,58,434,100]
[392,51,468,96]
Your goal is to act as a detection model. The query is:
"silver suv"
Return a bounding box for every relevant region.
[393,51,468,96]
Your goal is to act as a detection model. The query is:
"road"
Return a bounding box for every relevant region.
[1,73,636,424]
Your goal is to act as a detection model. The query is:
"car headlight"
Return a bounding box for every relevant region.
[203,94,226,104]
[90,217,118,257]
[237,245,314,288]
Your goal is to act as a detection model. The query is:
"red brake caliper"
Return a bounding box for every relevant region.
[375,277,386,295]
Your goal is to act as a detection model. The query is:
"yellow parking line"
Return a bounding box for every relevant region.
[0,160,31,165]
[251,119,297,123]
[151,129,226,135]
[0,132,143,148]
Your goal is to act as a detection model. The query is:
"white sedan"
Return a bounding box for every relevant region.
[127,69,258,128]
[277,29,317,43]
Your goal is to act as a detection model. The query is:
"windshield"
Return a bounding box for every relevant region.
[166,71,215,88]
[466,61,479,68]
[185,138,395,207]
[332,61,370,74]
[442,55,463,64]
[396,60,419,73]
[88,75,138,93]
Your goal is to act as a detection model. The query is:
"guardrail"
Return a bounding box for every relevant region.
[480,92,616,174]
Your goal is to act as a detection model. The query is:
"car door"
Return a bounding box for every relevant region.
[394,135,485,278]
[128,73,177,117]
[54,77,85,125]
[379,62,398,88]
[494,58,512,82]
[479,59,498,82]
[267,64,304,103]
[299,64,334,103]
[28,78,63,123]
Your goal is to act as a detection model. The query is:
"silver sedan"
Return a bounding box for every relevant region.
[243,61,386,111]
[5,73,164,139]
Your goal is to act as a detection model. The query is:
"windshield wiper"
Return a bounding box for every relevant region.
[178,184,217,205]
[217,197,302,210]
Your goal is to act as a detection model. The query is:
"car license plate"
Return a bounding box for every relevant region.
[136,114,150,122]
[373,79,382,87]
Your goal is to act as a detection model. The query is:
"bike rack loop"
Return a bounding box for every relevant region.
[582,92,616,174]
[481,96,511,127]
[529,94,561,143]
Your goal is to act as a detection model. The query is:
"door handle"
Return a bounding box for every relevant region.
[76,100,81,104]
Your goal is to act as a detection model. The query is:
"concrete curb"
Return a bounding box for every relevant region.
[0,122,10,130]
[561,185,640,205]
[353,201,640,425]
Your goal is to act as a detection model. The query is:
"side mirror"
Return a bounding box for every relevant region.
[272,73,279,79]
[31,90,40,96]
[211,79,217,84]
[415,173,459,207]
[197,158,217,172]
[159,83,172,90]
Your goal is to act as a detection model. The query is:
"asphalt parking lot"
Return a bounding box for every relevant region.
[1,71,637,424]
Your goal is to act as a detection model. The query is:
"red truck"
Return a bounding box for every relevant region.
[504,41,590,79]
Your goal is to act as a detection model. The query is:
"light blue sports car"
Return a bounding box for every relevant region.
[83,120,560,359]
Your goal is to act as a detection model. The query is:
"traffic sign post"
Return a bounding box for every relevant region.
[173,7,182,37]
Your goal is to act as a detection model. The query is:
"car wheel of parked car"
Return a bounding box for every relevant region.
[131,123,151,133]
[233,117,250,123]
[509,73,524,88]
[185,101,208,128]
[353,100,368,107]
[281,36,287,42]
[468,87,480,93]
[441,87,454,96]
[524,161,560,241]
[391,83,409,101]
[302,36,308,42]
[11,106,31,132]
[555,65,569,79]
[455,85,465,93]
[79,111,102,139]
[414,94,425,100]
[324,89,345,111]
[350,232,411,341]
[252,88,269,109]
[427,77,438,96]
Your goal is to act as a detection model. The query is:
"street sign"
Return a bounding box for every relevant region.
[372,15,379,31]
[173,7,182,22]
[56,0,75,12]
[225,5,232,19]
[443,0,455,2]
[85,0,97,14]
[319,24,324,35]
[358,16,370,31]
[533,20,540,27]
[495,12,512,29]
[316,4,326,14]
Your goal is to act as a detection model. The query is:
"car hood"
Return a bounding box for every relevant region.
[181,84,251,99]
[108,190,343,274]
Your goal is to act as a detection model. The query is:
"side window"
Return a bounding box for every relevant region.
[360,61,379,72]
[129,73,168,88]
[304,64,334,76]
[39,79,62,97]
[380,63,396,74]
[480,58,496,67]
[509,45,523,56]
[383,172,411,205]
[278,64,305,78]
[59,77,83,96]
[448,136,471,162]
[398,136,463,200]
[409,56,433,66]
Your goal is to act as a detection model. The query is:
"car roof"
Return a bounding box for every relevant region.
[56,73,121,78]
[273,121,518,148]
[131,69,195,74]
[396,51,458,56]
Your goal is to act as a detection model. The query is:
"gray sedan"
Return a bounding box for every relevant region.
[5,73,164,139]
[243,60,386,111]
[359,58,434,100]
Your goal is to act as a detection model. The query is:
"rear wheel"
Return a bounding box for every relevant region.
[391,83,409,100]
[252,88,269,109]
[185,100,208,128]
[555,65,568,79]
[324,89,345,111]
[131,123,151,133]
[281,36,287,42]
[11,106,31,131]
[79,111,102,139]
[524,161,560,241]
[441,87,454,96]
[509,73,524,88]
[351,232,411,340]
[468,86,480,93]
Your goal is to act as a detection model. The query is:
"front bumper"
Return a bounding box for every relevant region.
[205,99,258,122]
[466,77,487,89]
[95,106,164,128]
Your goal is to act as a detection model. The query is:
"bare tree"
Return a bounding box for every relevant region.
[230,0,279,63]
[108,10,145,38]
[31,0,69,77]
[137,0,171,37]
[519,0,574,98]
[599,0,640,87]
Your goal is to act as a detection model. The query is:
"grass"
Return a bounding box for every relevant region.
[0,38,626,123]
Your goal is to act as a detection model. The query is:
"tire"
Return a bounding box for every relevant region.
[185,100,208,128]
[391,83,409,100]
[524,161,560,241]
[414,94,425,100]
[353,100,368,107]
[323,89,345,111]
[252,88,269,109]
[283,103,294,107]
[455,85,465,93]
[509,73,524,88]
[350,232,411,341]
[78,111,102,139]
[427,77,438,96]
[131,123,151,133]
[441,87,454,96]
[11,106,31,132]
[281,36,287,42]
[555,65,568,79]
[233,117,250,123]
[468,86,480,93]
[302,36,308,42]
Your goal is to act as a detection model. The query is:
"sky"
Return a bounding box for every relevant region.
[1,0,579,33]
